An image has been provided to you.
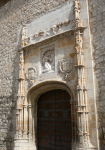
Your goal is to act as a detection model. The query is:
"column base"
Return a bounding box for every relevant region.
[72,141,98,150]
[14,134,36,150]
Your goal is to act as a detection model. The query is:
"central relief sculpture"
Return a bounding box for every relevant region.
[41,46,55,74]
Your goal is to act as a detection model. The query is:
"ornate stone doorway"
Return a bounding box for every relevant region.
[37,89,72,150]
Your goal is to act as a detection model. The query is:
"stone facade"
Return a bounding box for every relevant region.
[0,1,72,149]
[0,0,104,150]
[88,0,105,149]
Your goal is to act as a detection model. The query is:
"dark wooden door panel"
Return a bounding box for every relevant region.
[37,89,72,150]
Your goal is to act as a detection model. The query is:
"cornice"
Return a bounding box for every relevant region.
[22,29,74,51]
[21,26,86,52]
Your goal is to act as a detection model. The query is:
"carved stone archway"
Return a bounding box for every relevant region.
[28,81,75,150]
[28,81,74,135]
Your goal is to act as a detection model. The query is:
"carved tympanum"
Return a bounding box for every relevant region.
[26,67,37,88]
[58,58,73,81]
[41,46,55,74]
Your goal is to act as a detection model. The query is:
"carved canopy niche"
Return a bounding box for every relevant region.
[41,46,55,74]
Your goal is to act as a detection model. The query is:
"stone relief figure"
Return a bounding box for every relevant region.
[28,68,37,80]
[58,58,73,81]
[43,56,52,72]
[26,67,37,88]
[41,47,55,73]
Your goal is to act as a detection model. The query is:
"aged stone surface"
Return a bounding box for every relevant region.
[41,46,55,74]
[26,67,37,88]
[0,0,10,7]
[58,58,73,81]
[0,0,71,149]
[88,0,105,149]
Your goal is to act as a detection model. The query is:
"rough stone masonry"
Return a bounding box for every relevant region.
[88,0,105,149]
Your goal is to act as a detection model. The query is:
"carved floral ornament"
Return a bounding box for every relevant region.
[50,19,70,35]
[21,18,70,47]
[58,58,73,81]
[38,18,70,36]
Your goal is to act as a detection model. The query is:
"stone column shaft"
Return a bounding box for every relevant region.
[16,49,25,136]
[28,104,32,138]
[23,104,27,138]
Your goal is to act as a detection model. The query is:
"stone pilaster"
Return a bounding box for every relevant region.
[74,0,95,149]
[15,48,25,137]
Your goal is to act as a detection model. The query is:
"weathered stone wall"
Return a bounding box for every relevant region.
[88,0,105,149]
[0,0,70,149]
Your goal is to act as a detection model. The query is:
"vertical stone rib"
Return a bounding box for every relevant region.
[70,100,74,143]
[74,0,94,149]
[32,104,35,141]
[28,104,32,140]
[23,103,27,138]
[16,27,25,136]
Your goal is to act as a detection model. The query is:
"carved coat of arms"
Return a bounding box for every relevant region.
[58,58,73,81]
[26,67,37,88]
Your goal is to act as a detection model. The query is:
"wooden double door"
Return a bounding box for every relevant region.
[37,89,72,150]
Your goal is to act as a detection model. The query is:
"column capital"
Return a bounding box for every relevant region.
[23,104,27,108]
[28,104,33,108]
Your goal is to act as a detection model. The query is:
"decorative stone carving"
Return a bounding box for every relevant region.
[34,33,38,38]
[57,22,62,29]
[73,0,82,29]
[64,19,70,26]
[41,46,55,74]
[27,67,37,80]
[21,25,27,47]
[21,25,30,47]
[16,49,25,138]
[74,18,82,29]
[46,31,50,36]
[23,18,71,47]
[73,0,95,149]
[58,58,73,81]
[30,35,34,40]
[39,30,45,36]
[57,22,62,33]
[51,19,70,35]
[26,67,37,88]
[51,25,57,34]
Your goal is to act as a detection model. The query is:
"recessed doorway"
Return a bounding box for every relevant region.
[37,89,72,150]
